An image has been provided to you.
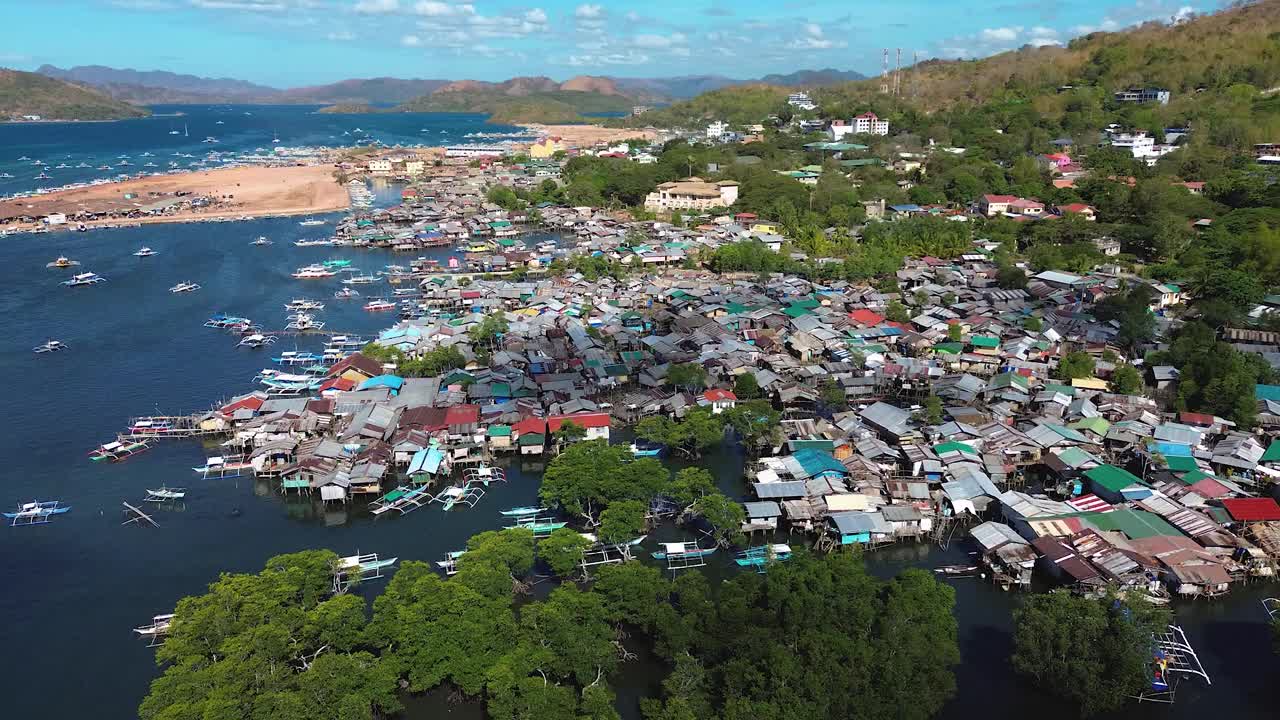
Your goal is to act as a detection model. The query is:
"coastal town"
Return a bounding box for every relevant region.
[8,3,1280,719]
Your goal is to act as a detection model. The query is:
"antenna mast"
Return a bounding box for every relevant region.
[880,49,890,94]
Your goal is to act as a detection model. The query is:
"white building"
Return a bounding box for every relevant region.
[643,177,739,212]
[787,92,817,111]
[403,159,425,176]
[367,158,393,175]
[1114,88,1170,105]
[1110,132,1178,167]
[853,112,889,136]
[706,121,730,140]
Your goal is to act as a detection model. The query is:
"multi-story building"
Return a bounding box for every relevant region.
[852,112,889,135]
[643,177,740,212]
[1113,88,1171,105]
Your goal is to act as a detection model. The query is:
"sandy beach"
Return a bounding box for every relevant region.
[0,164,349,231]
[518,123,657,146]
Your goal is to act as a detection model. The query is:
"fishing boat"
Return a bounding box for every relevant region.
[284,298,325,311]
[133,247,157,257]
[285,312,325,330]
[33,340,67,353]
[321,258,352,269]
[6,500,71,526]
[133,613,175,638]
[126,418,173,435]
[272,350,325,365]
[327,335,366,349]
[169,281,201,293]
[35,171,52,180]
[363,299,395,312]
[61,272,106,287]
[144,487,186,502]
[503,516,567,536]
[734,544,793,571]
[293,239,332,247]
[46,256,81,269]
[499,506,543,517]
[650,542,718,560]
[435,484,485,511]
[192,455,254,479]
[341,274,379,285]
[204,313,252,328]
[238,334,276,348]
[334,287,361,299]
[298,218,327,227]
[202,136,218,143]
[630,441,664,458]
[89,439,149,462]
[291,265,336,279]
[436,550,467,575]
[332,552,397,592]
[0,172,13,178]
[250,236,272,246]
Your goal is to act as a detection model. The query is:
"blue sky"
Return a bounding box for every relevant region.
[3,0,1223,87]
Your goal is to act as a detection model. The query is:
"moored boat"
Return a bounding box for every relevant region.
[62,272,106,287]
[46,256,81,269]
[133,247,157,257]
[292,265,336,279]
[238,334,277,348]
[89,439,150,462]
[334,287,361,299]
[169,281,201,293]
[363,299,395,312]
[5,500,71,526]
[33,340,68,353]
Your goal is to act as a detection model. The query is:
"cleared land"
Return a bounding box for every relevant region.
[518,123,657,146]
[0,164,349,230]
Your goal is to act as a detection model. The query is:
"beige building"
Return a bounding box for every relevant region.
[643,177,739,212]
[404,159,425,176]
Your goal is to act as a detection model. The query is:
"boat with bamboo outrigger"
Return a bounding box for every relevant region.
[192,455,254,479]
[332,552,397,593]
[144,487,186,502]
[89,439,150,462]
[133,613,175,647]
[6,500,71,527]
[734,543,793,572]
[503,514,567,537]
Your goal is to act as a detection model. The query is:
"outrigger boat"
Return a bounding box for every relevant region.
[133,613,175,640]
[6,500,71,526]
[62,272,106,287]
[285,312,325,330]
[272,350,325,365]
[46,256,80,269]
[291,265,336,279]
[284,298,325,311]
[250,236,272,246]
[238,333,277,348]
[363,299,395,312]
[192,455,254,479]
[298,218,328,227]
[322,258,352,269]
[630,441,664,458]
[334,288,361,299]
[341,274,380,285]
[133,247,158,257]
[169,281,201,293]
[326,335,366,349]
[504,515,567,537]
[734,544,793,571]
[332,552,397,592]
[436,550,466,575]
[293,239,332,247]
[204,313,253,329]
[89,439,149,462]
[33,340,67,353]
[499,506,543,517]
[144,487,186,502]
[651,542,717,560]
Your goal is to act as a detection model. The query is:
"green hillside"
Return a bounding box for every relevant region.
[394,89,630,123]
[0,68,149,121]
[614,84,791,128]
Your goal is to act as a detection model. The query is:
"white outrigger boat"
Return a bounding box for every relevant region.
[298,218,328,227]
[363,299,395,312]
[238,333,277,348]
[286,312,325,331]
[334,287,361,300]
[62,272,106,287]
[332,552,397,592]
[250,236,272,246]
[169,281,201,293]
[133,247,158,257]
[436,550,467,575]
[144,487,186,502]
[46,256,81,269]
[293,239,332,248]
[33,339,68,353]
[133,613,175,646]
[291,264,336,279]
[193,455,254,479]
[284,298,325,311]
[6,500,71,526]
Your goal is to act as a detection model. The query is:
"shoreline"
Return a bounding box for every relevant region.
[0,163,349,233]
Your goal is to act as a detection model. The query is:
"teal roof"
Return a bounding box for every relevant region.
[1164,455,1199,472]
[1257,384,1280,401]
[1082,508,1180,539]
[1085,464,1143,492]
[793,449,847,478]
[970,335,1000,349]
[1262,440,1280,463]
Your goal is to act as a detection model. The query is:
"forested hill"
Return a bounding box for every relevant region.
[394,89,632,124]
[613,84,792,128]
[826,0,1280,111]
[0,69,149,121]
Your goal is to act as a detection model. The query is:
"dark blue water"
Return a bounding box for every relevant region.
[0,104,531,197]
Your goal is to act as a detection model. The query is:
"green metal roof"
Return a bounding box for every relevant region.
[1082,508,1180,539]
[969,335,1000,348]
[1262,440,1280,463]
[1164,455,1199,473]
[932,342,963,355]
[1069,417,1111,435]
[1084,464,1143,492]
[487,425,512,437]
[934,441,977,455]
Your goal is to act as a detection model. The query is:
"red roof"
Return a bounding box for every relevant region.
[444,404,480,426]
[547,412,611,431]
[328,353,383,379]
[319,377,356,393]
[512,417,546,435]
[220,392,266,415]
[1220,497,1280,522]
[848,308,885,326]
[855,112,879,120]
[460,290,481,299]
[982,194,1018,203]
[704,389,738,402]
[1178,411,1215,426]
[1060,203,1095,214]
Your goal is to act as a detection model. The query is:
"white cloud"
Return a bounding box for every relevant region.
[327,29,356,40]
[1172,5,1195,23]
[412,1,473,17]
[575,4,603,19]
[631,32,687,49]
[1029,26,1058,38]
[980,26,1022,42]
[567,50,650,66]
[400,34,421,46]
[788,23,844,50]
[352,0,397,13]
[525,9,547,24]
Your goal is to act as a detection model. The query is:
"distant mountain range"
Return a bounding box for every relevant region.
[34,65,866,106]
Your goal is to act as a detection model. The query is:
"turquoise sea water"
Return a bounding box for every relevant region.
[0,107,1277,719]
